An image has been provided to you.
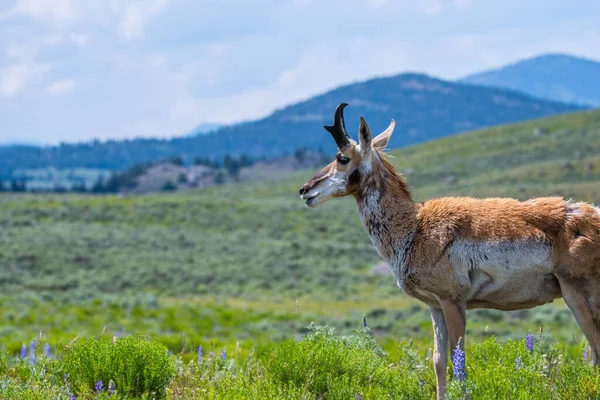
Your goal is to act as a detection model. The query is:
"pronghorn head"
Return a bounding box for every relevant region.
[299,103,395,208]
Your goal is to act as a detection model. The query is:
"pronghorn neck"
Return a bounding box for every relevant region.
[354,152,418,269]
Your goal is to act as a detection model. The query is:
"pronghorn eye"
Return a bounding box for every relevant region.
[337,156,350,165]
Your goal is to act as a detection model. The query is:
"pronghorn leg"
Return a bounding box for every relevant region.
[430,306,449,400]
[440,298,467,374]
[558,278,600,365]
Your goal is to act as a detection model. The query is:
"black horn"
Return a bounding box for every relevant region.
[324,103,351,149]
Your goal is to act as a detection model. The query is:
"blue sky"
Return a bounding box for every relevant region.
[0,0,599,144]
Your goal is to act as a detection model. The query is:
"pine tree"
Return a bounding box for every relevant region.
[161,181,177,191]
[91,175,105,193]
[169,156,184,166]
[104,173,121,193]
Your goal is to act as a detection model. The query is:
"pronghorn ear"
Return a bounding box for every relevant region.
[358,116,372,154]
[372,119,395,150]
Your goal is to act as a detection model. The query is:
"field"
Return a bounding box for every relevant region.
[1,109,600,398]
[9,167,108,191]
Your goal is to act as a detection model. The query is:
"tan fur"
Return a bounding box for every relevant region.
[300,112,600,399]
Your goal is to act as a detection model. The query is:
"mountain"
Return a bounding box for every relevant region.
[187,123,223,136]
[460,53,600,106]
[0,73,583,178]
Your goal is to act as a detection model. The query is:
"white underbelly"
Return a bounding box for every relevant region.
[449,240,560,309]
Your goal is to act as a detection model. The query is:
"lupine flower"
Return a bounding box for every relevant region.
[29,340,37,364]
[514,356,522,370]
[452,343,466,381]
[198,345,204,363]
[356,392,363,400]
[43,343,51,358]
[220,348,227,360]
[584,347,591,362]
[362,314,367,328]
[208,351,214,359]
[95,380,104,393]
[526,333,534,354]
[108,380,116,396]
[20,344,27,359]
[64,373,75,399]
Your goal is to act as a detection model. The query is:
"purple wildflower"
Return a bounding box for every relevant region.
[356,392,363,400]
[526,333,534,354]
[43,343,51,358]
[95,380,104,393]
[514,356,522,370]
[20,344,27,359]
[452,343,466,381]
[584,347,591,361]
[220,348,227,360]
[198,345,204,363]
[71,395,76,400]
[108,380,116,396]
[29,340,37,365]
[208,351,214,359]
[362,314,367,328]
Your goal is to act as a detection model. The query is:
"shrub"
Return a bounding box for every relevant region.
[161,181,177,191]
[263,324,429,399]
[62,335,176,398]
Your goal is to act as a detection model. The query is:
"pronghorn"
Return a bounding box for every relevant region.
[299,103,600,399]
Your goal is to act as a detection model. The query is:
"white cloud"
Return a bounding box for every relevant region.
[1,0,600,144]
[6,42,31,60]
[12,0,76,21]
[367,0,388,8]
[420,0,443,15]
[0,64,34,97]
[0,64,31,96]
[68,33,87,46]
[120,0,167,39]
[45,79,75,95]
[0,62,53,97]
[453,0,475,9]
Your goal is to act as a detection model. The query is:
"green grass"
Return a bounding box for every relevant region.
[0,326,597,399]
[0,109,600,398]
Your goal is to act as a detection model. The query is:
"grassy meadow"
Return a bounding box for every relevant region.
[1,109,600,398]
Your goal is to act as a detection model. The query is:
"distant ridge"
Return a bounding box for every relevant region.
[460,53,600,106]
[0,72,583,177]
[187,123,223,136]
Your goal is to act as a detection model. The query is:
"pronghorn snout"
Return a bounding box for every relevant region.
[299,184,309,196]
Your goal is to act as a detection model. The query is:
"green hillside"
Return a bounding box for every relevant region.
[0,109,599,356]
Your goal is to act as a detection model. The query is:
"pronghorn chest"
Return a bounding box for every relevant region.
[358,196,413,288]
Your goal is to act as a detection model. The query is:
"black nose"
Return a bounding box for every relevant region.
[299,185,308,195]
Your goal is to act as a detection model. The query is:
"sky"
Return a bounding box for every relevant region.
[0,0,599,145]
